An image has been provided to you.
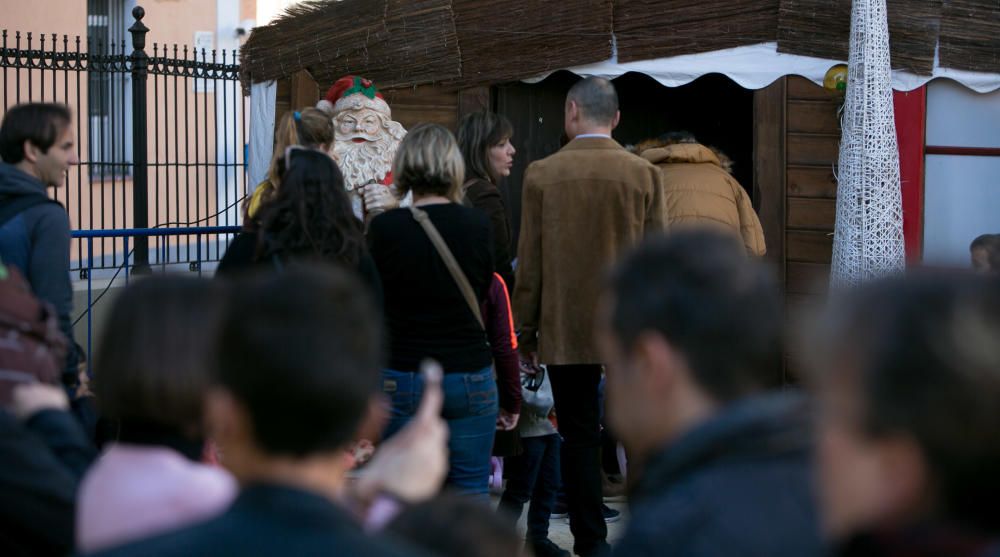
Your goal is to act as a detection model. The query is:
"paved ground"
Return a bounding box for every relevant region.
[547,501,628,553]
[494,494,628,555]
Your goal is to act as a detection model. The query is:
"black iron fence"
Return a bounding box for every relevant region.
[1,6,247,275]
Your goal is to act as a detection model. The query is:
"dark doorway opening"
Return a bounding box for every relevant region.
[495,71,755,248]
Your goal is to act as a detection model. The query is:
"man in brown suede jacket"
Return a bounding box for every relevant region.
[513,76,665,557]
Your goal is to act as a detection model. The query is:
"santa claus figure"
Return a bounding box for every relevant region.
[316,75,408,221]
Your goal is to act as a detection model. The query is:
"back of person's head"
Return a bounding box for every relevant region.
[970,233,1000,273]
[658,130,697,145]
[216,265,382,456]
[0,103,72,164]
[630,130,698,155]
[566,77,619,126]
[607,229,783,401]
[267,107,335,187]
[392,123,464,200]
[388,494,524,557]
[811,271,1000,537]
[93,275,226,438]
[256,148,362,267]
[456,111,514,183]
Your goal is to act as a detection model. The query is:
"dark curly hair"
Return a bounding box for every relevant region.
[256,149,363,268]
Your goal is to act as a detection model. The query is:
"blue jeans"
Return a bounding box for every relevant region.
[382,366,498,496]
[498,433,561,541]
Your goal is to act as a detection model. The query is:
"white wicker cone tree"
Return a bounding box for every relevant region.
[830,0,906,288]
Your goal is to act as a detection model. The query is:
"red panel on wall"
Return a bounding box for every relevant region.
[893,87,927,264]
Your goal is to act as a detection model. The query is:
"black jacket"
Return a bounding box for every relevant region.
[0,162,78,380]
[463,178,514,291]
[84,483,425,557]
[0,409,97,556]
[614,392,824,557]
[216,231,384,310]
[836,527,1000,557]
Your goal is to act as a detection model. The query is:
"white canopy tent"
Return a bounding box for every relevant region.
[524,41,1000,93]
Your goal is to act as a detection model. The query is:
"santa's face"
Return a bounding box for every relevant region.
[335,107,384,142]
[332,106,406,199]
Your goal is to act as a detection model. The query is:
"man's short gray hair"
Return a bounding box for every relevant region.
[567,77,619,126]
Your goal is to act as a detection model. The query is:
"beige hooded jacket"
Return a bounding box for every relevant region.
[641,142,766,256]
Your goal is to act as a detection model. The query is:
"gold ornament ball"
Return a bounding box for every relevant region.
[824,64,848,92]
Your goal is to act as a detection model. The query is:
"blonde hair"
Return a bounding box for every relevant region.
[267,107,335,188]
[244,107,336,218]
[392,123,465,201]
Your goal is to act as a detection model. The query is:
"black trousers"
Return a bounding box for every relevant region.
[548,364,610,557]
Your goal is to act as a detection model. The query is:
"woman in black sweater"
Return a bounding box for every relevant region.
[456,112,517,290]
[368,123,497,497]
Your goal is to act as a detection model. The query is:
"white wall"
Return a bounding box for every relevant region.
[926,79,1000,149]
[923,155,1000,265]
[217,0,244,227]
[922,80,1000,266]
[255,0,306,26]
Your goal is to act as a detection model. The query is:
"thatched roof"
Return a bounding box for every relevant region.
[240,0,1000,93]
[239,0,461,92]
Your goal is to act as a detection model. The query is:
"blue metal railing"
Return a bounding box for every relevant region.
[71,225,241,360]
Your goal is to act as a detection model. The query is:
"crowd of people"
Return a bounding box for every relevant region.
[1,76,999,557]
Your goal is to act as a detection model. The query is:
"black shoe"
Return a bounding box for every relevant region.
[528,538,571,557]
[550,502,620,523]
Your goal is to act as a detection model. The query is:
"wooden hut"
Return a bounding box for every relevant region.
[240,0,1000,305]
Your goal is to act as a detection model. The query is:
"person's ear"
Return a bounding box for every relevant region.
[22,140,40,164]
[204,388,249,447]
[631,332,682,396]
[566,100,579,122]
[611,110,621,131]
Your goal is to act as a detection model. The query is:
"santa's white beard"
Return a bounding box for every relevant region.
[334,136,398,191]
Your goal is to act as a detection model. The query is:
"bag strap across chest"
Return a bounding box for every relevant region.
[409,205,485,330]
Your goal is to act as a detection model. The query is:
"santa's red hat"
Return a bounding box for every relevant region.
[316,75,392,118]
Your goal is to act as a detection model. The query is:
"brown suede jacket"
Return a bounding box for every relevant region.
[513,136,666,365]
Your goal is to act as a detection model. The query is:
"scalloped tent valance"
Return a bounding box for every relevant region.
[523,42,1000,94]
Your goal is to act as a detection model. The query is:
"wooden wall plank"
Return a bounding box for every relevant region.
[458,87,492,120]
[290,70,320,110]
[383,85,460,131]
[787,76,842,101]
[787,230,833,263]
[787,198,836,231]
[275,77,292,120]
[390,107,458,130]
[787,166,838,198]
[787,133,840,165]
[787,100,841,134]
[781,74,837,385]
[383,86,459,106]
[786,262,831,294]
[754,77,787,281]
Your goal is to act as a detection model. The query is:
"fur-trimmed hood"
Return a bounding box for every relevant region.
[629,138,734,175]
